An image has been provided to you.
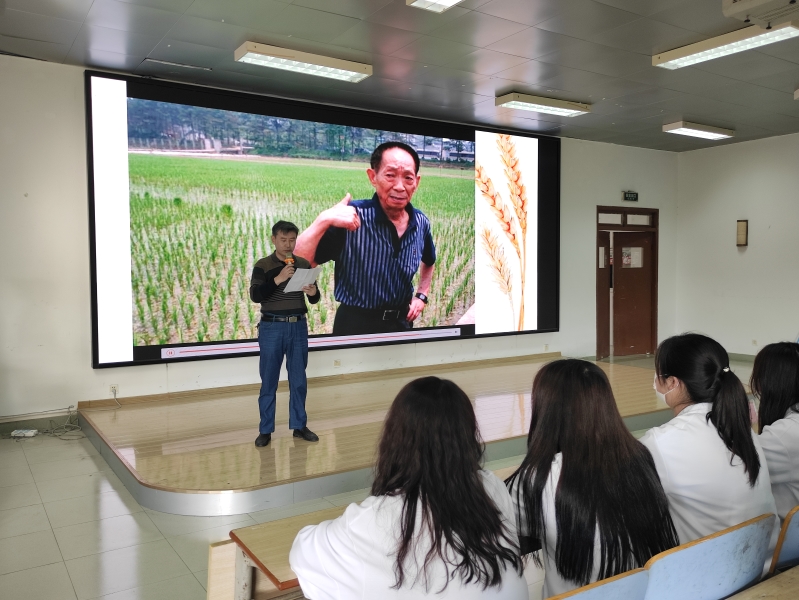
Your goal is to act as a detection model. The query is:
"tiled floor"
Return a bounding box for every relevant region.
[0,435,545,600]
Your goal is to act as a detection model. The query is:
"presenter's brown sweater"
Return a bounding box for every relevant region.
[249,253,320,316]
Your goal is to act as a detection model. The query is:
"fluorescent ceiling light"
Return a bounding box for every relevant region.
[406,0,464,13]
[663,121,735,140]
[795,88,798,100]
[495,92,591,117]
[234,42,372,83]
[143,58,212,71]
[653,21,799,69]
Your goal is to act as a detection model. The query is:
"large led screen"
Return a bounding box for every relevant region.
[86,72,559,367]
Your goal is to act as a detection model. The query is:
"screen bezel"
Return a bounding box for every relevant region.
[85,70,560,368]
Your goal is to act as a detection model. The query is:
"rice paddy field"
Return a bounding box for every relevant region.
[129,153,475,345]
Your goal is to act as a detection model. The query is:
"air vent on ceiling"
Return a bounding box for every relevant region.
[723,0,799,28]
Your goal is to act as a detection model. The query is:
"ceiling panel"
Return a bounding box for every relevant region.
[148,39,231,68]
[291,0,393,20]
[2,0,799,152]
[592,0,685,17]
[475,0,579,28]
[0,34,71,62]
[535,37,651,78]
[266,4,362,43]
[426,11,528,47]
[587,17,704,55]
[329,21,423,56]
[65,46,145,70]
[71,24,162,57]
[748,68,799,94]
[534,0,639,39]
[3,0,94,22]
[485,27,572,61]
[649,0,744,37]
[391,35,478,67]
[693,51,799,83]
[443,48,529,76]
[0,9,83,46]
[184,0,289,29]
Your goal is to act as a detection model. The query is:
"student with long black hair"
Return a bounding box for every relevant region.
[751,342,799,522]
[641,333,779,554]
[289,377,526,599]
[506,359,678,598]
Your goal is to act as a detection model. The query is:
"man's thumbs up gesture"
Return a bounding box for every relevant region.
[322,193,360,231]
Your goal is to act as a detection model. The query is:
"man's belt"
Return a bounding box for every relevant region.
[341,305,408,321]
[261,314,306,323]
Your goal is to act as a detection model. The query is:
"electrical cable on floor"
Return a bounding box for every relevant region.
[40,405,84,440]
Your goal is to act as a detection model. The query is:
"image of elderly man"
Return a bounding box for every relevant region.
[294,141,435,336]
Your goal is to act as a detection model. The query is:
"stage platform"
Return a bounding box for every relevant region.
[79,354,669,516]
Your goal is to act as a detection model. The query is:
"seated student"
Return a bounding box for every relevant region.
[641,334,780,561]
[751,342,799,522]
[289,377,527,600]
[506,359,678,599]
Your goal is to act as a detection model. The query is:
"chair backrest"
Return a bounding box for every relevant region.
[643,513,776,600]
[769,505,799,574]
[548,568,648,600]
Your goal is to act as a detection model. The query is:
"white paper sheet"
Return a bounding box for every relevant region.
[283,267,322,293]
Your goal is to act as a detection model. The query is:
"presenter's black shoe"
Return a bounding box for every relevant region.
[254,433,271,447]
[293,427,319,442]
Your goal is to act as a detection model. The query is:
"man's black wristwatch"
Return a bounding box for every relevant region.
[414,292,429,304]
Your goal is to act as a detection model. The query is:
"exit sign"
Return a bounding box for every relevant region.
[623,191,638,202]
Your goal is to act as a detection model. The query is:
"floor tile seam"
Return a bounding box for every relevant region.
[0,553,64,578]
[80,569,195,600]
[23,449,101,466]
[30,463,115,484]
[42,486,143,511]
[53,512,166,561]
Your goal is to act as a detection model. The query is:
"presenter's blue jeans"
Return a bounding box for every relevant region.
[257,319,308,434]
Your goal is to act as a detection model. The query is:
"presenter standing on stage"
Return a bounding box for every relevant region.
[249,221,320,448]
[294,142,435,336]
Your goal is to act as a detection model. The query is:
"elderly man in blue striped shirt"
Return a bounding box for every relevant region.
[295,142,435,336]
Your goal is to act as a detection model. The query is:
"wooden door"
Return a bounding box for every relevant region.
[596,231,611,360]
[613,231,655,356]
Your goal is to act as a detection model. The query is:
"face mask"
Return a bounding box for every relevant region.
[653,375,674,404]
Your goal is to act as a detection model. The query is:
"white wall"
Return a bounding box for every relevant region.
[0,55,679,418]
[676,133,799,354]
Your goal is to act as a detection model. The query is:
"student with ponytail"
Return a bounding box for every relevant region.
[751,342,799,522]
[507,360,679,598]
[641,333,779,562]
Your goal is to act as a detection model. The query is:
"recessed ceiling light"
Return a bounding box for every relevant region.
[663,121,735,140]
[143,58,212,71]
[234,41,372,83]
[653,22,799,69]
[495,92,591,117]
[406,0,464,13]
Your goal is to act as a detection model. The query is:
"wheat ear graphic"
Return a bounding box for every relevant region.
[479,226,513,296]
[496,135,528,331]
[475,162,521,258]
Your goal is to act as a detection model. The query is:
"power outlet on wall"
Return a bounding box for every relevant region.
[752,340,757,347]
[110,384,119,397]
[333,359,341,367]
[544,344,549,351]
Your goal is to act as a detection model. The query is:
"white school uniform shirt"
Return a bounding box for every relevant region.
[759,409,799,522]
[289,470,527,600]
[508,453,602,599]
[640,403,780,568]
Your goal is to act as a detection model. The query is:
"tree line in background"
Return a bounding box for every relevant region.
[127,99,475,164]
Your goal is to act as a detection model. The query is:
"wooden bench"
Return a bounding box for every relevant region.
[728,565,799,599]
[225,465,521,600]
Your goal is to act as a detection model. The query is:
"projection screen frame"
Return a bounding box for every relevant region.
[85,70,560,368]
